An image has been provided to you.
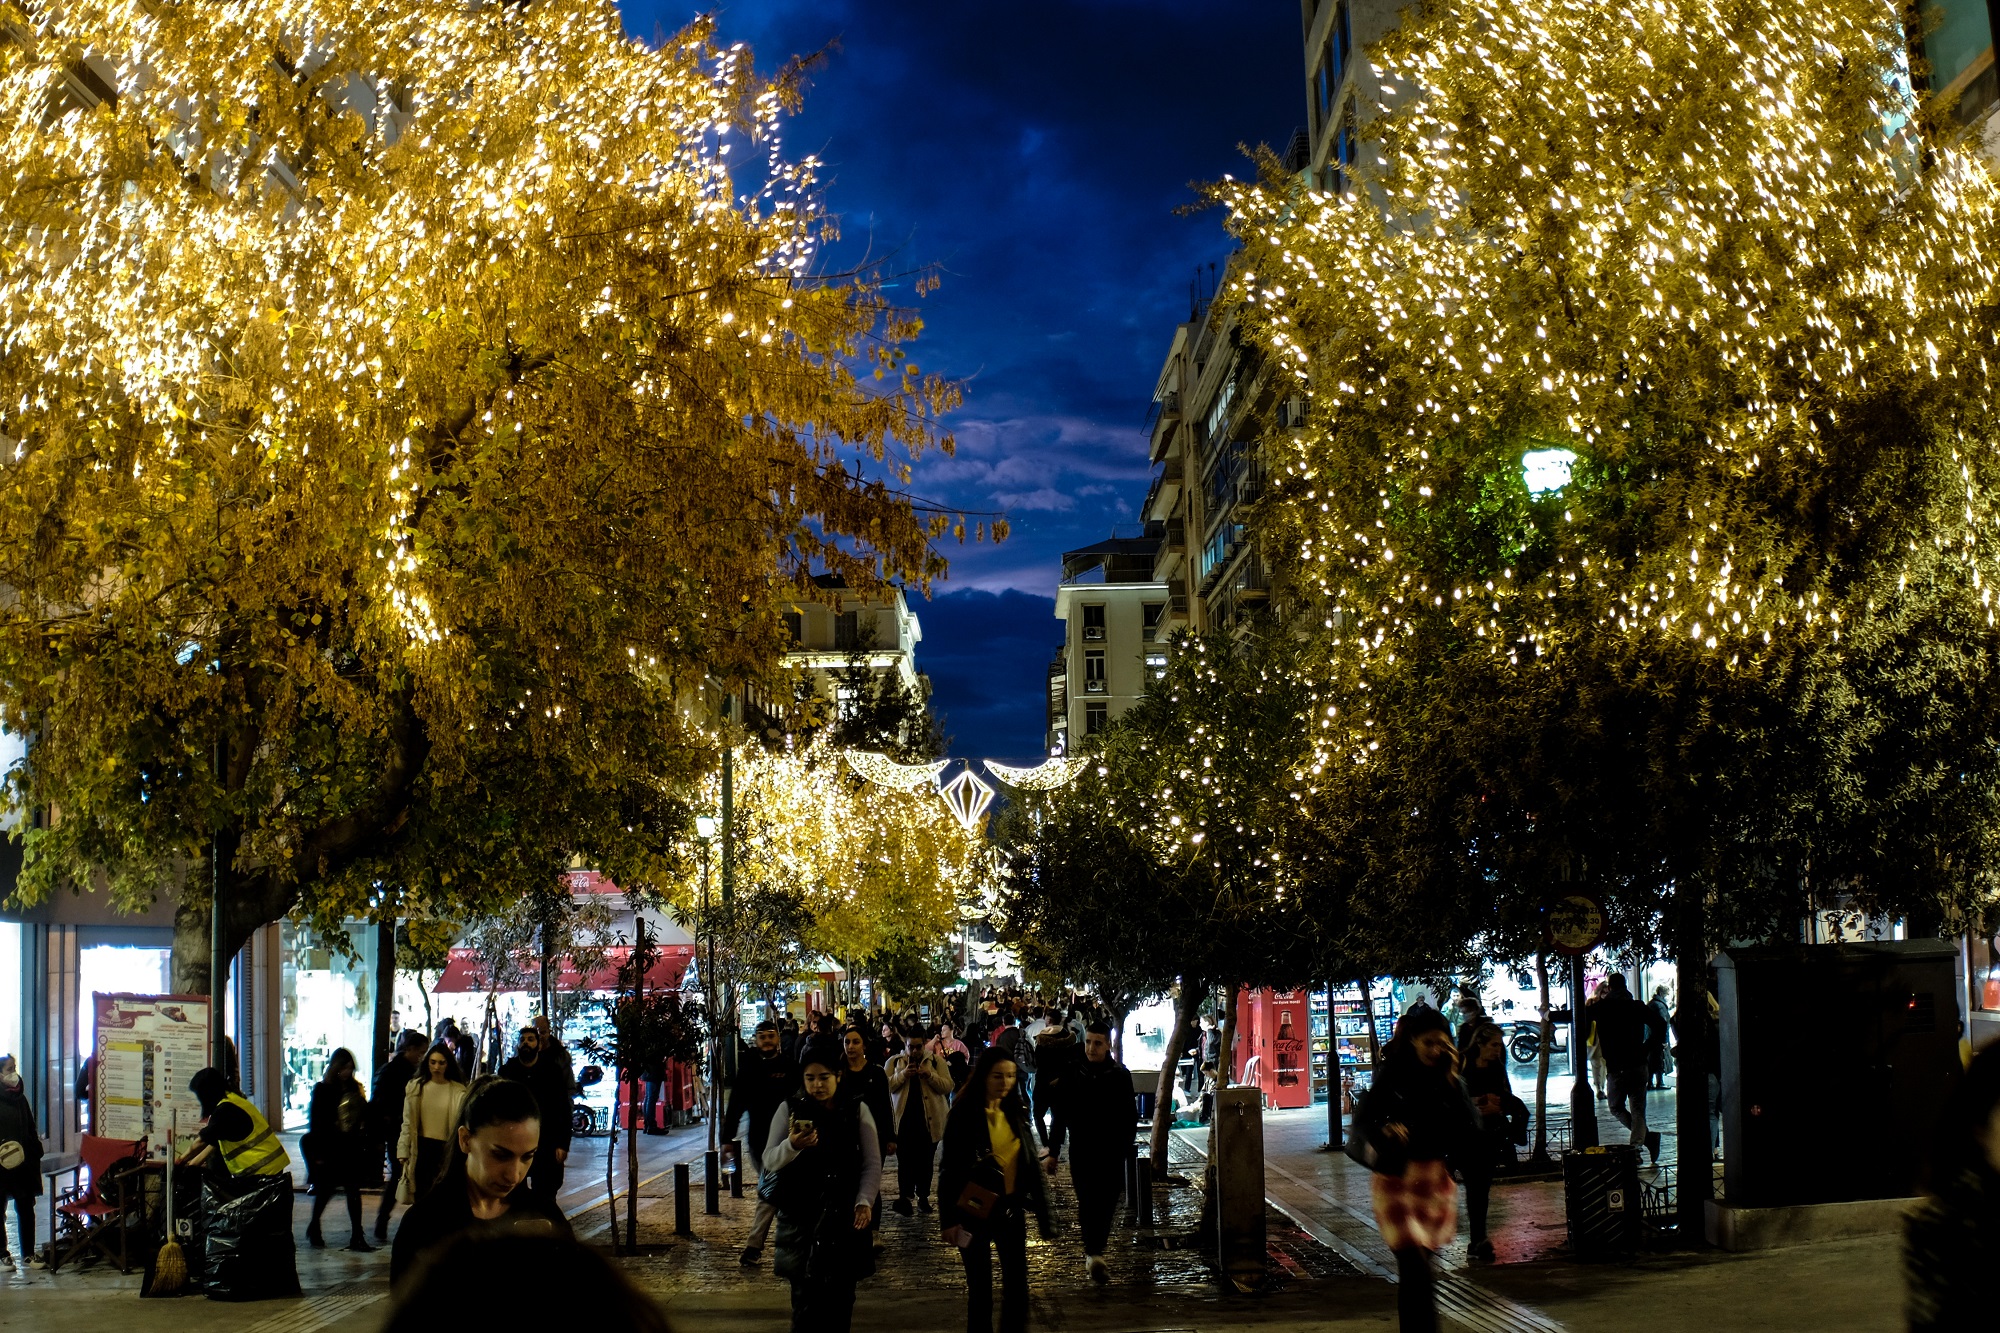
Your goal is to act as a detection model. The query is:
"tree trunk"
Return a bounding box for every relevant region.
[1673,878,1713,1239]
[1531,951,1553,1165]
[606,1117,621,1253]
[374,919,397,1073]
[1149,977,1200,1174]
[625,1071,640,1251]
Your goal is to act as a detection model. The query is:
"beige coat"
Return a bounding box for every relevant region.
[394,1077,466,1204]
[885,1051,954,1142]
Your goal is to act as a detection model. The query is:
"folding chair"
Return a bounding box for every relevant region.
[48,1134,147,1273]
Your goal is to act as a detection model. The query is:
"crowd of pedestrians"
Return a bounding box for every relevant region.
[716,988,1137,1332]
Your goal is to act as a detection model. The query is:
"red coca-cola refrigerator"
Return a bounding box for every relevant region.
[1232,987,1314,1110]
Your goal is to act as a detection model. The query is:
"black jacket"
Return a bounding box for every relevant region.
[1356,1054,1480,1170]
[725,1050,799,1147]
[0,1086,44,1199]
[389,1169,571,1288]
[1047,1055,1133,1168]
[770,1095,873,1284]
[497,1054,574,1156]
[937,1096,1053,1238]
[307,1076,370,1186]
[371,1056,419,1143]
[840,1061,896,1154]
[1906,1167,2000,1331]
[1586,994,1660,1070]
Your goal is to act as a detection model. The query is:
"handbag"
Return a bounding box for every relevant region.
[0,1140,23,1171]
[954,1180,999,1223]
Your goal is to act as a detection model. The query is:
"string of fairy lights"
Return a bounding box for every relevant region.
[1208,0,2000,784]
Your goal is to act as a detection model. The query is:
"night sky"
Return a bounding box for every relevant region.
[621,2,1303,762]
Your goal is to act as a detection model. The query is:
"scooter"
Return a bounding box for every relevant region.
[570,1064,605,1136]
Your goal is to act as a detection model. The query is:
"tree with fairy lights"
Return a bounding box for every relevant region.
[1004,631,1336,1171]
[0,4,988,988]
[1222,0,2000,1227]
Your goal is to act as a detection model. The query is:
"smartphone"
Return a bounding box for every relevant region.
[793,1118,814,1134]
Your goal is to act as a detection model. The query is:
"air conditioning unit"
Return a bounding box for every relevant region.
[1084,680,1107,694]
[1082,626,1106,641]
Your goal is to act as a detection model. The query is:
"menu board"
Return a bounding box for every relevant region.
[93,992,210,1161]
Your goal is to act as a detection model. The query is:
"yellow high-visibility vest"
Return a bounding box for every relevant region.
[217,1092,290,1177]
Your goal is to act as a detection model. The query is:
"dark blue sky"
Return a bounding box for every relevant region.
[621,2,1304,761]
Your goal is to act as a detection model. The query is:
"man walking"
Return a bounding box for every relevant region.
[1044,1021,1134,1283]
[1585,976,1663,1164]
[725,1020,798,1266]
[498,1022,575,1210]
[886,1032,952,1215]
[370,1029,427,1240]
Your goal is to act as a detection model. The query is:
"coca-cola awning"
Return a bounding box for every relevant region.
[432,943,694,994]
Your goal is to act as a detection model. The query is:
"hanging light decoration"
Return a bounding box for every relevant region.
[983,756,1085,790]
[844,751,950,791]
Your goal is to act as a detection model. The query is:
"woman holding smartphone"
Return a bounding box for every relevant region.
[763,1038,880,1333]
[938,1046,1054,1333]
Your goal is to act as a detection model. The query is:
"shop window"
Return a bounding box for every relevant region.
[281,920,380,1123]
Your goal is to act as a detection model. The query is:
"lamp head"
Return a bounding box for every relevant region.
[695,815,719,840]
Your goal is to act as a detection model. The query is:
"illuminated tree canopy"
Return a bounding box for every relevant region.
[1221,0,2000,929]
[0,1,963,987]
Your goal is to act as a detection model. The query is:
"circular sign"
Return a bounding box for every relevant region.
[1544,893,1608,956]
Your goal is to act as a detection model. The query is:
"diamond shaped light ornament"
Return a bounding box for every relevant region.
[939,766,995,831]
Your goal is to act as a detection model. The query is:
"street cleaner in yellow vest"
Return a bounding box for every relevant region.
[178,1067,301,1299]
[181,1067,291,1176]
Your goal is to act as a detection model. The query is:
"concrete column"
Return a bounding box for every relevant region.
[249,923,283,1127]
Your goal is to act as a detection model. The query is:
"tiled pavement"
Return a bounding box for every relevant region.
[0,1092,1907,1333]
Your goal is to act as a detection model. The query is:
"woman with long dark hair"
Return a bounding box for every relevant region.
[395,1044,468,1206]
[389,1074,570,1287]
[1906,1040,2000,1329]
[1457,1021,1523,1263]
[1356,1008,1479,1333]
[938,1045,1054,1333]
[306,1047,374,1251]
[764,1037,880,1333]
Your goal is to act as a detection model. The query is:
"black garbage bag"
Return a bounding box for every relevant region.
[140,1167,207,1297]
[200,1171,302,1301]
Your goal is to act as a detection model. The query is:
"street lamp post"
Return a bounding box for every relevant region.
[696,815,718,1154]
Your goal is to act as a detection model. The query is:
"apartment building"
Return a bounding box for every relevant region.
[1045,535,1168,756]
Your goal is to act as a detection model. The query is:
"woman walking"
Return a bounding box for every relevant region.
[1458,1021,1524,1263]
[396,1044,468,1206]
[0,1055,45,1270]
[763,1038,880,1333]
[939,1046,1054,1333]
[306,1047,375,1251]
[390,1074,569,1286]
[1356,1009,1480,1333]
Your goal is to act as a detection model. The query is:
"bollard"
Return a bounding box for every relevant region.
[674,1161,694,1236]
[1125,1151,1142,1221]
[728,1139,745,1198]
[1135,1156,1155,1231]
[704,1149,721,1215]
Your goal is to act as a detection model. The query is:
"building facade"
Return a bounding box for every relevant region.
[1046,535,1167,756]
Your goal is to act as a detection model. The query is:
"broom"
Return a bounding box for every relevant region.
[148,1109,187,1296]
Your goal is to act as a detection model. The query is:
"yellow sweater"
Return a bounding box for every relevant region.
[986,1105,1020,1194]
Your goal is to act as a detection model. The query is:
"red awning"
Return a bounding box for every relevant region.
[432,944,694,994]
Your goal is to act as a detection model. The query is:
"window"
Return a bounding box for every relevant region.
[1324,102,1358,194]
[1142,602,1164,640]
[836,685,859,720]
[1313,3,1350,133]
[783,611,803,645]
[1082,603,1107,641]
[1146,651,1168,681]
[1084,650,1106,692]
[835,610,859,650]
[1085,703,1108,736]
[1920,0,1997,124]
[1204,370,1238,442]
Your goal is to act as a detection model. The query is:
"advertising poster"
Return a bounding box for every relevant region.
[93,992,209,1161]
